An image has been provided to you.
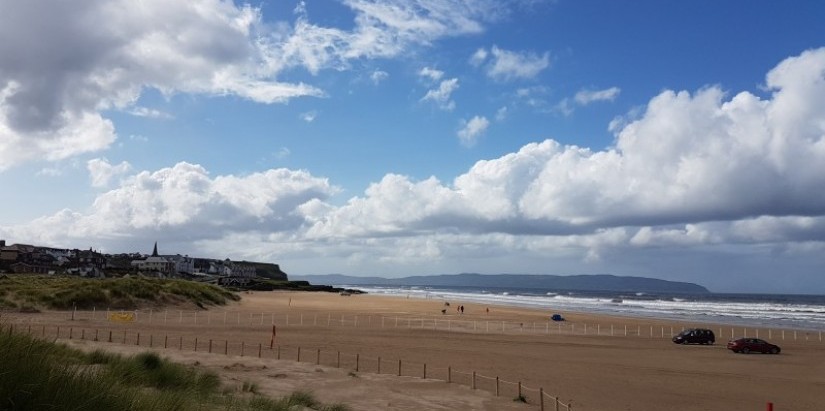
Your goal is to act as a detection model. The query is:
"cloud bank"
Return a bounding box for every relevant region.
[0,0,510,172]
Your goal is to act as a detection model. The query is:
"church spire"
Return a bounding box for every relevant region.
[152,241,159,257]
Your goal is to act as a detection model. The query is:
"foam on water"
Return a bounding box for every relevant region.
[348,285,825,330]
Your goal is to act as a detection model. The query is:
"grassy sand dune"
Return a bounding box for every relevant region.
[0,275,239,311]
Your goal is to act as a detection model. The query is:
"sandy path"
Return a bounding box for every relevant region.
[6,291,825,410]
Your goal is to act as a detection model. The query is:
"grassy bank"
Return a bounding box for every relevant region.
[0,324,349,411]
[0,275,240,311]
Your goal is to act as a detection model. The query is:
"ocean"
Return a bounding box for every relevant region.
[340,284,825,331]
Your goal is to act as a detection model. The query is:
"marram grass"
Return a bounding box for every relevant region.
[0,324,350,411]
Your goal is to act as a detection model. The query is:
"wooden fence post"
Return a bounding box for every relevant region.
[277,345,281,360]
[316,349,320,365]
[448,367,451,383]
[194,338,198,351]
[241,342,245,357]
[108,330,112,343]
[81,329,85,340]
[472,372,476,389]
[179,336,183,350]
[136,333,140,346]
[225,340,228,355]
[378,357,381,374]
[496,377,500,396]
[540,388,544,411]
[356,354,360,371]
[95,329,99,342]
[297,346,301,362]
[518,381,522,398]
[209,339,212,353]
[69,327,73,339]
[337,351,340,368]
[258,343,262,358]
[397,359,401,376]
[423,363,427,379]
[149,334,153,348]
[164,335,168,349]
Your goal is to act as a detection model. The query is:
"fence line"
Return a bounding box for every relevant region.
[13,307,824,345]
[2,322,572,411]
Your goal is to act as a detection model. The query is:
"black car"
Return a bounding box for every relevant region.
[672,328,715,345]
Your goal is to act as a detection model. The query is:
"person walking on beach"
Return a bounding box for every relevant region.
[460,305,464,314]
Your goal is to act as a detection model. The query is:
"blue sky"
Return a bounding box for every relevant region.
[1,0,825,293]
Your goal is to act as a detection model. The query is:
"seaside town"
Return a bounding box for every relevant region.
[0,239,287,286]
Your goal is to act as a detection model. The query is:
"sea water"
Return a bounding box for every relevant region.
[341,285,825,331]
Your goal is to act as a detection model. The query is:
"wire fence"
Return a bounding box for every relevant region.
[2,322,573,411]
[17,307,825,344]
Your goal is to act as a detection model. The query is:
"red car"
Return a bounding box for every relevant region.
[726,338,781,354]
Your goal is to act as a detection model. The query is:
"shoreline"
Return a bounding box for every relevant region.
[345,285,825,331]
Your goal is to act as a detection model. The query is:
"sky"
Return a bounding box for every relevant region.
[1,0,825,294]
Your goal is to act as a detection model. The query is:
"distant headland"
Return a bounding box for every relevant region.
[291,273,710,294]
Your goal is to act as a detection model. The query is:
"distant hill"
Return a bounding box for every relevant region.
[290,273,710,294]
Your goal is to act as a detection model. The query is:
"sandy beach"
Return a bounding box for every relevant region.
[8,291,825,410]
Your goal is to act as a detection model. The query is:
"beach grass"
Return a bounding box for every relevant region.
[0,274,239,310]
[0,323,350,411]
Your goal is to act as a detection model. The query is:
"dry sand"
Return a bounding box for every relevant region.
[9,291,825,410]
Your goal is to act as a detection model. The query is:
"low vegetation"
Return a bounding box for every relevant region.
[0,324,350,411]
[0,275,239,311]
[247,278,363,294]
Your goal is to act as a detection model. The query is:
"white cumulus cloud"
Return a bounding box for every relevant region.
[574,87,621,105]
[457,116,490,146]
[485,46,550,81]
[87,158,133,188]
[421,78,459,110]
